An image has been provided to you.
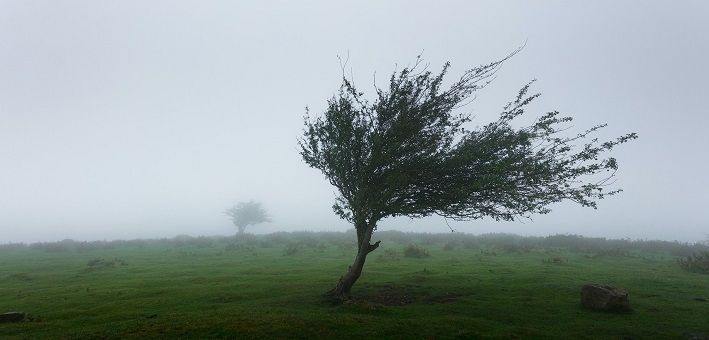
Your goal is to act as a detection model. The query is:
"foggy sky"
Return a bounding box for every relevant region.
[1,1,708,243]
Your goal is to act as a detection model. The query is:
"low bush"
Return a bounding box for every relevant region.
[377,248,400,261]
[479,248,498,256]
[283,242,299,256]
[677,251,709,274]
[542,257,565,264]
[502,243,531,253]
[403,244,430,258]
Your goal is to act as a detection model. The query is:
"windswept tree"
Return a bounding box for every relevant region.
[224,200,272,235]
[298,51,637,298]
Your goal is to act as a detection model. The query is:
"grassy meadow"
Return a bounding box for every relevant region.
[1,231,708,339]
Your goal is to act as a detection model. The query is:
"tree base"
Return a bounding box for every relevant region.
[323,281,353,301]
[321,290,350,305]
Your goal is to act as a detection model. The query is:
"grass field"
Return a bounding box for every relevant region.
[1,231,708,339]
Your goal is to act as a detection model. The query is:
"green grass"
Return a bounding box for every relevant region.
[1,233,708,339]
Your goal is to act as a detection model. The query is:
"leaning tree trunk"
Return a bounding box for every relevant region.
[325,221,378,298]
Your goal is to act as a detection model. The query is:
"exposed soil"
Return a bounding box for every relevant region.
[369,284,421,306]
[348,282,462,306]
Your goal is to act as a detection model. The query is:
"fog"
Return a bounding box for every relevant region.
[1,1,707,244]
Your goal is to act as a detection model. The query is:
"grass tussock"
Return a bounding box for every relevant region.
[86,258,127,270]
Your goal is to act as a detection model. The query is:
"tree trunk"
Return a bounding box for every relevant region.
[237,225,246,235]
[325,221,377,299]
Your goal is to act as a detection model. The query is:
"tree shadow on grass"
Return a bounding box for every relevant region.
[324,282,462,307]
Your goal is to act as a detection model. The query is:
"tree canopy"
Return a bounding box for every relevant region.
[298,51,637,297]
[224,200,272,235]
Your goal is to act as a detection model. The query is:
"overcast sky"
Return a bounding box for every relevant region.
[1,1,707,244]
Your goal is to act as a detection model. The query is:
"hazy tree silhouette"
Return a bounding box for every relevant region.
[224,200,272,235]
[298,50,637,298]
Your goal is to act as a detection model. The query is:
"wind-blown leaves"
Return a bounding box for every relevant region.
[299,52,637,297]
[299,53,637,229]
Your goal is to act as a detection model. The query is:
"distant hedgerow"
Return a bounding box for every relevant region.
[0,242,26,251]
[593,248,630,258]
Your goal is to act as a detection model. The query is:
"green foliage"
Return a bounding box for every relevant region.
[299,52,637,294]
[677,251,709,274]
[299,52,637,228]
[224,200,272,234]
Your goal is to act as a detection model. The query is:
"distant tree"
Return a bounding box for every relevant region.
[224,200,272,235]
[298,51,637,298]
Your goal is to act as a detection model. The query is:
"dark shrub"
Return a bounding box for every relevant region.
[87,258,127,270]
[502,243,531,253]
[542,257,565,264]
[677,251,709,274]
[403,244,430,258]
[283,242,299,256]
[377,248,400,261]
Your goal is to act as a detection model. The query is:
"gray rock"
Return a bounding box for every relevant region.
[0,312,25,323]
[581,284,630,311]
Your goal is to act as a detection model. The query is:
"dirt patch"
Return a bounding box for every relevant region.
[370,284,423,306]
[350,283,461,306]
